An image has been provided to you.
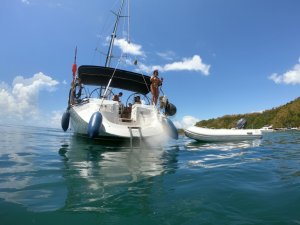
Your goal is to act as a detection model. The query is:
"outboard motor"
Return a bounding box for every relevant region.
[236,118,247,129]
[61,111,70,131]
[88,112,103,138]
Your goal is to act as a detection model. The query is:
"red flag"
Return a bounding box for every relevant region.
[72,46,77,80]
[72,63,77,77]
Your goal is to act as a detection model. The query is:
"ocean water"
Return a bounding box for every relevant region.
[0,124,300,225]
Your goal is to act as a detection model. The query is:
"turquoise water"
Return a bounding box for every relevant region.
[0,124,300,225]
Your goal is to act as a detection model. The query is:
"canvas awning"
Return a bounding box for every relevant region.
[78,65,151,95]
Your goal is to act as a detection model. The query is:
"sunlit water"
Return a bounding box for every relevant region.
[0,124,300,225]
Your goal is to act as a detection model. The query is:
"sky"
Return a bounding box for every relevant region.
[1,0,300,129]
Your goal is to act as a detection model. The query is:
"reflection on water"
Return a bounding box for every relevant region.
[185,138,262,151]
[59,135,179,212]
[0,126,179,212]
[0,125,68,212]
[1,124,300,224]
[183,138,262,169]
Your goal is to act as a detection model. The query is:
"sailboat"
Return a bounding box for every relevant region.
[61,0,178,145]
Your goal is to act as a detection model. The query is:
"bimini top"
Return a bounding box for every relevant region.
[78,65,151,95]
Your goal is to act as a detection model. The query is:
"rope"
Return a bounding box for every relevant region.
[141,73,150,93]
[160,87,165,96]
[99,52,124,108]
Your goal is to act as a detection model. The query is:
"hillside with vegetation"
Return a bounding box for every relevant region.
[195,97,300,129]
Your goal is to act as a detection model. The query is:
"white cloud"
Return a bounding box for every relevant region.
[156,51,176,61]
[269,58,300,85]
[136,63,163,74]
[164,55,210,75]
[21,0,30,5]
[49,110,64,128]
[136,55,210,75]
[114,38,144,56]
[0,72,59,126]
[0,81,10,90]
[173,115,199,129]
[104,36,210,75]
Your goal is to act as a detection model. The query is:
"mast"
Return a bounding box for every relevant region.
[105,0,125,67]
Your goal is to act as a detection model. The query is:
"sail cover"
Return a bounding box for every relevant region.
[78,65,151,95]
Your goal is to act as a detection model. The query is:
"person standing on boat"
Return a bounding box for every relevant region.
[113,92,124,115]
[150,70,163,105]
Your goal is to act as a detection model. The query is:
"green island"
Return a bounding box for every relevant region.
[180,97,300,131]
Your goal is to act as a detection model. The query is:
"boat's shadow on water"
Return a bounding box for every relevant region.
[57,134,180,212]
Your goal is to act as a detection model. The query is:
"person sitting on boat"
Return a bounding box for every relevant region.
[69,79,83,105]
[113,92,123,102]
[150,69,163,105]
[134,96,141,104]
[121,103,132,119]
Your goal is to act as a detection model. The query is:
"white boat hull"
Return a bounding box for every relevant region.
[260,126,274,133]
[68,98,175,144]
[184,126,262,142]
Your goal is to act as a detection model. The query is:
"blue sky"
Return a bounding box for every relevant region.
[1,0,300,128]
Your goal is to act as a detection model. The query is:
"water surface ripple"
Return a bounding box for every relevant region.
[0,125,299,225]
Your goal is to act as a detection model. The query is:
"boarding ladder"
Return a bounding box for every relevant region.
[128,126,143,148]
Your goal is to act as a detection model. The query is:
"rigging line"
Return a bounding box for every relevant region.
[160,87,165,96]
[92,1,118,65]
[115,0,131,67]
[127,0,130,43]
[141,72,150,93]
[100,51,125,108]
[119,0,129,43]
[105,0,126,67]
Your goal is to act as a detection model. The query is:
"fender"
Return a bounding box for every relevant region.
[165,102,177,116]
[88,112,103,138]
[61,111,70,131]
